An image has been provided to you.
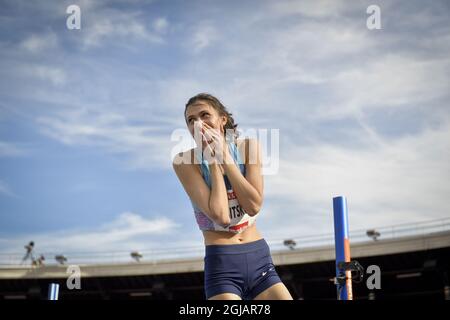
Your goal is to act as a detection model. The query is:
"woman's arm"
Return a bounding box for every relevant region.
[208,163,231,226]
[172,151,230,227]
[222,138,264,216]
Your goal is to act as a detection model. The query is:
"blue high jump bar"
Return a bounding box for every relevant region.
[333,196,353,300]
[48,283,59,300]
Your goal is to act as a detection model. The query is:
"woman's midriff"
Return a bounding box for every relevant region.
[202,223,263,245]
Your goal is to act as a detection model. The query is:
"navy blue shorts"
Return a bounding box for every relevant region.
[204,238,282,300]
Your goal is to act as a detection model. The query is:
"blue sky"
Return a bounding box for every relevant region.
[0,0,449,260]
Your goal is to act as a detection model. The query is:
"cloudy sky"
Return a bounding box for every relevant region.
[0,0,449,263]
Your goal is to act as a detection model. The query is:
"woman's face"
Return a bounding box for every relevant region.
[185,100,226,141]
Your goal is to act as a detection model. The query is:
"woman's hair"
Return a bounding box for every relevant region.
[185,93,239,141]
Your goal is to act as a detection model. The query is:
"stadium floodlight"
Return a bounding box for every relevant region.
[283,239,296,250]
[54,255,67,265]
[131,251,143,262]
[366,229,381,241]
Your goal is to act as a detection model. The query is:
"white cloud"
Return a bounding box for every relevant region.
[36,109,175,171]
[18,64,67,86]
[323,55,450,118]
[20,32,58,53]
[95,212,179,243]
[81,10,165,49]
[153,17,169,34]
[259,120,450,239]
[268,0,352,18]
[0,212,181,257]
[190,22,218,53]
[1,0,449,252]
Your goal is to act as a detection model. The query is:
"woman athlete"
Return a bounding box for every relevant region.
[173,93,293,300]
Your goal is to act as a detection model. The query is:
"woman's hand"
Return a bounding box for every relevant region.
[201,122,230,165]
